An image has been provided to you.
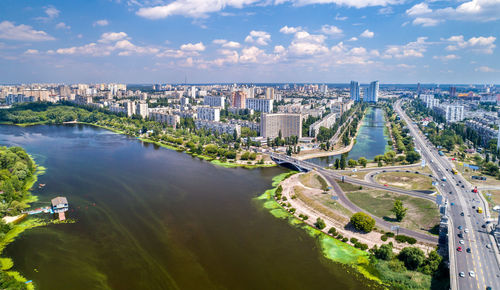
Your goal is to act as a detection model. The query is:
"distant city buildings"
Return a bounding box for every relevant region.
[204,96,225,109]
[5,94,34,105]
[197,106,220,121]
[195,120,241,136]
[309,112,337,137]
[465,119,497,147]
[420,94,440,109]
[350,81,360,102]
[230,91,247,109]
[261,113,302,138]
[149,112,180,128]
[433,104,464,123]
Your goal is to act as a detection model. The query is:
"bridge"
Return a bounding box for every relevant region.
[269,153,312,172]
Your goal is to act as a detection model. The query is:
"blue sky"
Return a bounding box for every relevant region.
[0,0,499,84]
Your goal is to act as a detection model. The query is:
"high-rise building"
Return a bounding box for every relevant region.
[265,88,274,100]
[320,84,328,94]
[204,96,225,109]
[125,101,135,117]
[350,81,360,102]
[245,98,273,113]
[197,106,220,121]
[230,91,247,109]
[417,82,421,97]
[136,102,149,118]
[450,86,457,98]
[243,87,254,99]
[433,104,464,123]
[260,113,302,138]
[366,81,379,103]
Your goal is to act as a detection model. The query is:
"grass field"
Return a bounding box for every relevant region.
[299,172,329,191]
[483,190,500,218]
[375,172,435,191]
[343,171,370,180]
[346,188,440,234]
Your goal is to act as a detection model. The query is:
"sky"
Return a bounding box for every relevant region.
[0,0,499,84]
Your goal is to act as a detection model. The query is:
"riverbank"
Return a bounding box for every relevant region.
[256,170,446,289]
[0,153,46,289]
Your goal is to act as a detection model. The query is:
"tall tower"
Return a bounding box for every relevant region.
[350,81,360,102]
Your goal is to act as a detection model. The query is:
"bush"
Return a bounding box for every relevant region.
[385,232,395,237]
[315,217,326,230]
[240,151,250,160]
[342,237,348,243]
[374,243,393,260]
[350,212,375,233]
[398,247,425,270]
[328,227,337,235]
[395,235,417,244]
[336,234,343,240]
[289,208,296,214]
[359,243,368,251]
[350,237,358,244]
[381,235,388,241]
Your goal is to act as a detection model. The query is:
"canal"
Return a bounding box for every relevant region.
[0,124,376,290]
[308,107,390,167]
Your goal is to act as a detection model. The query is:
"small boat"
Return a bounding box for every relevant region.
[38,184,46,188]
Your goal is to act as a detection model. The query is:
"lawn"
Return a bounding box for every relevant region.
[293,186,351,222]
[375,172,435,191]
[299,172,329,191]
[346,189,440,234]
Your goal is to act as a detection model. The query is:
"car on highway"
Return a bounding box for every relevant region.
[449,191,453,194]
[460,212,464,216]
[466,248,471,253]
[469,271,475,278]
[459,240,464,244]
[464,228,469,233]
[405,170,410,172]
[382,170,386,172]
[458,226,463,230]
[486,244,492,249]
[456,183,459,186]
[458,232,463,238]
[459,272,465,277]
[384,184,388,187]
[461,185,465,188]
[482,224,487,228]
[457,246,462,252]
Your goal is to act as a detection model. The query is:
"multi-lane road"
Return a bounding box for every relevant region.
[395,99,500,290]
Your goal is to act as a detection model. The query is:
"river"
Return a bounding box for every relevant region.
[308,107,390,167]
[0,124,376,289]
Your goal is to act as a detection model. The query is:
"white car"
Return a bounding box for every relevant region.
[469,271,475,278]
[464,228,469,233]
[486,244,492,249]
[459,240,465,244]
[459,272,465,277]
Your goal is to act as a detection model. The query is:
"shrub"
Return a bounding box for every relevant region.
[350,237,358,244]
[289,208,296,214]
[395,235,417,244]
[336,234,343,239]
[315,217,326,230]
[374,243,393,261]
[359,243,368,251]
[350,212,375,233]
[398,247,425,270]
[385,232,395,237]
[328,227,337,235]
[381,235,388,241]
[342,237,348,243]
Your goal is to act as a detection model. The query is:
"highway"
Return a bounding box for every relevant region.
[395,99,500,290]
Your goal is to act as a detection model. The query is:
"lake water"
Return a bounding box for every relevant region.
[308,107,389,167]
[0,124,376,290]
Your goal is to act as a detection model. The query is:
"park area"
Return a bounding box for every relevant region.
[375,172,435,191]
[340,182,440,235]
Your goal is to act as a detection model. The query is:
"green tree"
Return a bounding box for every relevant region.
[334,158,340,170]
[405,151,421,163]
[350,212,375,233]
[398,247,425,270]
[391,200,408,222]
[340,154,346,170]
[358,157,367,168]
[348,159,357,168]
[315,217,326,230]
[374,243,393,260]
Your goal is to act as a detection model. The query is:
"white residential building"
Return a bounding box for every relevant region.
[245,98,273,113]
[261,113,302,138]
[149,112,180,128]
[434,104,464,123]
[195,120,241,136]
[204,96,225,109]
[197,106,220,121]
[136,102,149,118]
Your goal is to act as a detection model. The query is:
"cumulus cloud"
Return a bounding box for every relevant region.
[445,35,496,54]
[433,54,460,61]
[180,42,206,51]
[276,0,402,9]
[383,37,428,58]
[280,26,302,34]
[0,21,55,41]
[288,30,328,56]
[412,17,441,27]
[320,25,343,37]
[406,3,431,16]
[213,39,241,48]
[55,22,71,30]
[24,49,39,55]
[360,29,374,38]
[93,20,109,27]
[245,30,271,46]
[98,32,128,43]
[475,66,496,72]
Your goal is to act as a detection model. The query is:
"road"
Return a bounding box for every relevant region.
[395,99,500,290]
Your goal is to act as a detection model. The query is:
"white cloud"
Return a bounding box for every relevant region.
[433,54,460,61]
[445,35,496,54]
[93,20,109,27]
[180,42,206,51]
[475,66,496,72]
[45,7,60,19]
[0,21,55,41]
[245,30,271,46]
[280,26,302,34]
[383,37,428,58]
[288,30,328,56]
[412,17,441,27]
[320,25,343,37]
[348,37,358,42]
[213,39,241,48]
[335,13,348,21]
[55,22,71,30]
[98,32,128,43]
[276,0,402,9]
[24,49,39,55]
[360,29,374,38]
[274,45,286,54]
[137,0,261,19]
[239,46,265,63]
[378,6,393,14]
[406,3,431,16]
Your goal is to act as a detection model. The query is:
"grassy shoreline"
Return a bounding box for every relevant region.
[255,172,383,286]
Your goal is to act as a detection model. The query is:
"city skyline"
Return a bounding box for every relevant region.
[0,0,499,84]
